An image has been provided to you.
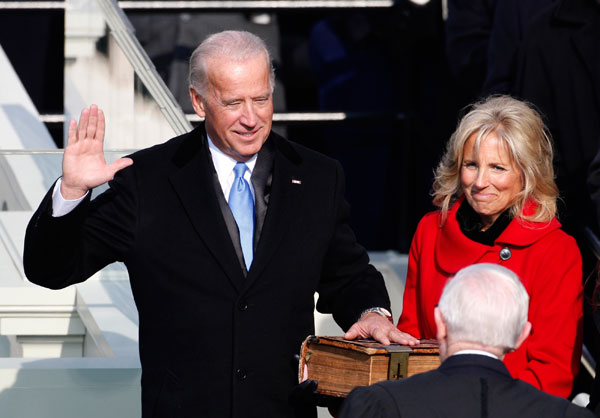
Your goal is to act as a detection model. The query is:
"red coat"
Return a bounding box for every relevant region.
[397,198,583,397]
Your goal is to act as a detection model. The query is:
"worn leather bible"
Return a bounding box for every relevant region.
[299,336,440,397]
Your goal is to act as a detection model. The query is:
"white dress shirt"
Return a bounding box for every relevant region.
[206,136,257,202]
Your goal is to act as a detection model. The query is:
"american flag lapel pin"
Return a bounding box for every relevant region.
[291,178,302,185]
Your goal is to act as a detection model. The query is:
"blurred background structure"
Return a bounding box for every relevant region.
[0,0,597,416]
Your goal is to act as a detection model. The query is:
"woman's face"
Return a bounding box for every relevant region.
[460,131,523,229]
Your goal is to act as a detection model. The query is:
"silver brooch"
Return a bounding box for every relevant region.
[499,247,512,261]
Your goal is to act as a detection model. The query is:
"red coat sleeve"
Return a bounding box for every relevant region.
[396,215,426,339]
[504,232,583,398]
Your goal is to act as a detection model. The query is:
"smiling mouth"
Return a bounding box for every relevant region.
[472,191,496,199]
[235,128,261,138]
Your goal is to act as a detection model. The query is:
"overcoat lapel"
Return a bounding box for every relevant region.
[246,136,304,285]
[251,137,275,254]
[168,130,245,291]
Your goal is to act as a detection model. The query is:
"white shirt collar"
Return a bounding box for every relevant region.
[206,135,257,200]
[453,349,499,360]
[207,135,257,175]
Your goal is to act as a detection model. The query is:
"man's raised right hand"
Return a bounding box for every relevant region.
[60,105,134,200]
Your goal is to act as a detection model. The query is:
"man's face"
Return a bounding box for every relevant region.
[190,53,273,162]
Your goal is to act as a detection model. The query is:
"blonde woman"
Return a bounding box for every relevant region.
[397,95,583,397]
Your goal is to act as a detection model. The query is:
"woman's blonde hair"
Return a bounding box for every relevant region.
[432,95,557,224]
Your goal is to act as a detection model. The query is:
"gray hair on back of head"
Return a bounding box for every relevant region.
[188,30,275,98]
[438,263,529,351]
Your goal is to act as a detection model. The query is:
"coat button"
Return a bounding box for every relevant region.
[499,247,512,261]
[238,300,248,311]
[236,368,247,380]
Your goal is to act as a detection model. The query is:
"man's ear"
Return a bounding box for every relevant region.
[513,321,531,351]
[434,307,447,341]
[189,86,206,117]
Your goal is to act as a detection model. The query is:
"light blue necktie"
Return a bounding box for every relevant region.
[228,162,254,271]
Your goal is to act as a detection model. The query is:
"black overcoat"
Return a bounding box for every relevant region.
[23,125,391,418]
[515,0,600,235]
[339,354,595,418]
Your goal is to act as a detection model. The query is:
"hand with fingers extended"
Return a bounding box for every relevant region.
[344,312,419,346]
[60,105,134,200]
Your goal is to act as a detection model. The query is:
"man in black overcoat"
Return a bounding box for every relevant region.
[338,263,594,418]
[23,31,415,418]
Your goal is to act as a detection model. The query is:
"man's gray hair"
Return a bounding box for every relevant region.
[188,30,276,98]
[438,263,529,351]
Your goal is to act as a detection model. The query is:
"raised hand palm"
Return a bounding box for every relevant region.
[61,105,133,199]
